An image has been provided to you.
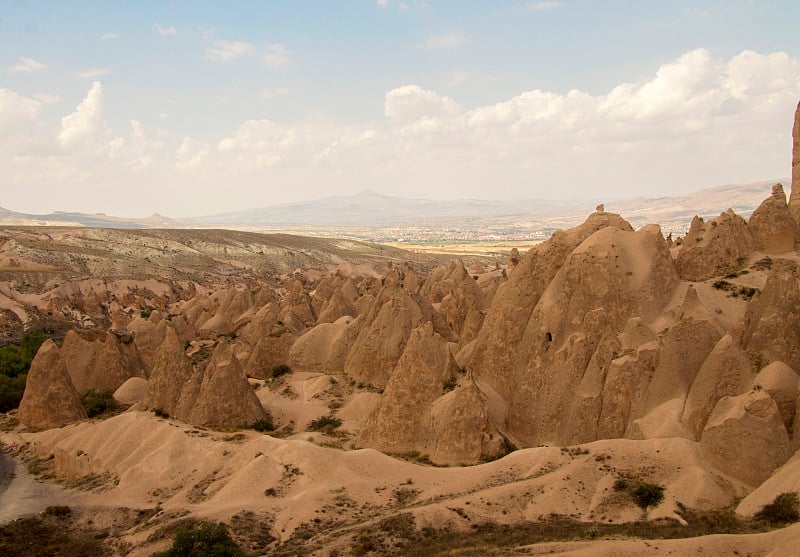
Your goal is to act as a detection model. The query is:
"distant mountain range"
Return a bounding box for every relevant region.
[0,179,788,233]
[190,190,573,226]
[0,207,180,228]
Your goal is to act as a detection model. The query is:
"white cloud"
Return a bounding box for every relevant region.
[176,137,209,169]
[418,33,468,51]
[33,93,60,105]
[527,1,563,10]
[0,88,41,128]
[377,0,389,6]
[78,68,110,78]
[263,43,292,69]
[1,48,799,217]
[155,24,177,37]
[206,40,255,62]
[59,81,111,150]
[385,85,460,121]
[100,32,120,40]
[8,56,46,73]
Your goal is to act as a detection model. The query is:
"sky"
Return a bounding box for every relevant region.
[2,1,800,218]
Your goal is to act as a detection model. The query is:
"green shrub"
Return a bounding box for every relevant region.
[43,505,72,517]
[308,415,342,432]
[0,373,27,412]
[20,330,47,361]
[80,388,117,418]
[755,492,800,526]
[631,483,665,510]
[0,345,28,378]
[270,364,291,378]
[152,522,246,557]
[250,415,275,432]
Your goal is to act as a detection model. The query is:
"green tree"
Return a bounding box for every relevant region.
[152,522,246,557]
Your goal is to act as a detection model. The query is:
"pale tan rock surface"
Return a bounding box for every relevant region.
[113,377,149,405]
[748,183,799,253]
[753,361,799,430]
[741,266,800,372]
[143,324,193,417]
[682,335,754,439]
[790,100,800,223]
[178,341,269,428]
[675,210,756,280]
[700,390,792,486]
[18,340,87,429]
[357,322,466,462]
[59,329,147,393]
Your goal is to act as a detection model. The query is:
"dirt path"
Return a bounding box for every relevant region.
[0,454,79,523]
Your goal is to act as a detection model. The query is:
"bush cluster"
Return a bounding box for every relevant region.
[0,330,47,412]
[80,387,117,418]
[153,522,246,557]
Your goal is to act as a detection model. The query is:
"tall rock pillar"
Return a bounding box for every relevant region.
[789,101,800,224]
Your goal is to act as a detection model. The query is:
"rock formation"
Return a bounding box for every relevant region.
[59,329,147,393]
[675,210,756,281]
[178,341,269,428]
[741,265,800,372]
[18,340,87,429]
[789,101,800,224]
[700,390,792,487]
[747,183,799,253]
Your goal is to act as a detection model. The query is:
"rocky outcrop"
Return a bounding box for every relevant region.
[747,184,799,254]
[59,329,147,393]
[144,324,194,417]
[288,316,358,373]
[18,341,87,429]
[357,322,461,459]
[753,362,799,430]
[464,210,635,427]
[681,335,754,439]
[741,266,800,372]
[343,284,453,387]
[675,210,756,281]
[700,390,792,487]
[178,341,269,428]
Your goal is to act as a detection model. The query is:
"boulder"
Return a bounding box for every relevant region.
[700,390,792,487]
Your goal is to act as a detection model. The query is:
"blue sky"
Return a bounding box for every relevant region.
[2,1,800,216]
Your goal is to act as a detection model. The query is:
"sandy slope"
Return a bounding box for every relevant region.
[2,410,783,555]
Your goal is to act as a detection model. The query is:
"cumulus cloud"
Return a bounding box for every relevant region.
[1,48,800,216]
[384,85,461,121]
[263,43,292,68]
[155,24,177,36]
[206,40,255,62]
[176,137,209,169]
[8,56,46,73]
[0,88,42,128]
[58,81,111,150]
[418,33,468,51]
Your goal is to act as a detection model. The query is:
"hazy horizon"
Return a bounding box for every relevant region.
[2,1,800,217]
